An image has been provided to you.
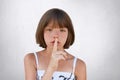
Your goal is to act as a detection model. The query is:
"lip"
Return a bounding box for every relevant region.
[51,41,60,44]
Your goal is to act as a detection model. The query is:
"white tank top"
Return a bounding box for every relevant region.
[34,52,77,80]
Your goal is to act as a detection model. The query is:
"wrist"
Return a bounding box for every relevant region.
[47,65,56,72]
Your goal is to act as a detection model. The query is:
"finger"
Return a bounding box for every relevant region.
[56,51,68,59]
[52,38,58,52]
[58,55,66,61]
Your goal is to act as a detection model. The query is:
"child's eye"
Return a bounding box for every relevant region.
[46,29,52,31]
[60,29,66,32]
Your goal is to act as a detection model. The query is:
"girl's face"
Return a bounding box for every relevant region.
[44,21,68,50]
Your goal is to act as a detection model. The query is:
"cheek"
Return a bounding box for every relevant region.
[65,32,68,38]
[44,33,47,38]
[44,33,49,42]
[44,32,53,44]
[61,33,68,40]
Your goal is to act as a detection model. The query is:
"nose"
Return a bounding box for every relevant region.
[52,29,59,38]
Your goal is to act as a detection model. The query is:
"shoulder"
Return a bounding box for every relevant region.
[24,53,36,66]
[75,58,86,79]
[76,58,86,69]
[24,53,35,61]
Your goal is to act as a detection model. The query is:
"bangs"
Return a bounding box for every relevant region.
[46,19,67,28]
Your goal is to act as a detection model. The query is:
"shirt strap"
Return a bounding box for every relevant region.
[34,52,39,68]
[73,57,77,74]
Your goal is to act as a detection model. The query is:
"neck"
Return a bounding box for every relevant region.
[45,47,52,55]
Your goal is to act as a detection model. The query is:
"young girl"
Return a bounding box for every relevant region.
[24,8,86,80]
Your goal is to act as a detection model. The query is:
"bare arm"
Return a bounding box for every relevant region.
[41,62,56,80]
[24,53,37,80]
[75,59,87,80]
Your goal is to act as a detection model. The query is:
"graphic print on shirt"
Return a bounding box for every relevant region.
[39,73,75,80]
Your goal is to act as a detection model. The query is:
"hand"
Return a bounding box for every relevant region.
[48,38,67,71]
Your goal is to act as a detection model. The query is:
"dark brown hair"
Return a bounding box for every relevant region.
[36,8,75,49]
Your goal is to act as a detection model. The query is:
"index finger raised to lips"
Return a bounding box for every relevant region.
[52,38,58,52]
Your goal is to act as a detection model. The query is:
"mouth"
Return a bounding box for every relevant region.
[51,41,60,44]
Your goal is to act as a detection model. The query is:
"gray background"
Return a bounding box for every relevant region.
[0,0,120,80]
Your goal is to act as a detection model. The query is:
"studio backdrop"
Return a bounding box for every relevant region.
[0,0,120,80]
